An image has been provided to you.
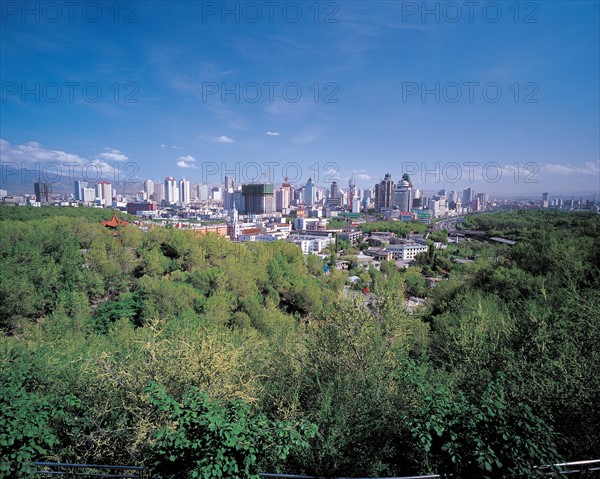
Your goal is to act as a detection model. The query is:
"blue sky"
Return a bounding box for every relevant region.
[1,0,599,196]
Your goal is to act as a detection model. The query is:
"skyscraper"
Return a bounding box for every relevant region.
[348,177,356,209]
[393,180,412,212]
[179,178,190,205]
[96,181,112,206]
[375,173,394,213]
[197,184,209,201]
[164,177,179,204]
[330,180,340,199]
[74,180,87,201]
[224,175,235,210]
[305,177,315,207]
[152,183,164,204]
[144,180,154,200]
[462,187,474,205]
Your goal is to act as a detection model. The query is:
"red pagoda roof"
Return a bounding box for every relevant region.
[100,212,129,228]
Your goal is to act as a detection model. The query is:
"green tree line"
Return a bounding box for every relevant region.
[1,207,598,478]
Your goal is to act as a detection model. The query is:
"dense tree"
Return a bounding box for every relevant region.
[0,206,598,477]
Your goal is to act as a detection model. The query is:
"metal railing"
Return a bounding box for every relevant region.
[538,459,600,478]
[30,459,600,479]
[259,475,444,479]
[31,462,149,478]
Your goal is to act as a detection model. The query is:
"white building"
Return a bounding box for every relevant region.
[82,187,96,203]
[165,177,179,205]
[96,181,112,206]
[287,234,333,254]
[144,180,154,200]
[386,242,429,262]
[179,178,191,205]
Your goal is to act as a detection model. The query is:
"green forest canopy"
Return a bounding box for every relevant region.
[1,206,599,478]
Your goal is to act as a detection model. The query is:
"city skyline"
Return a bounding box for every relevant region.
[1,2,599,196]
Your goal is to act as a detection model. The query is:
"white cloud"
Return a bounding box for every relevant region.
[98,148,128,162]
[0,139,118,177]
[177,155,197,169]
[160,144,167,148]
[355,173,373,180]
[540,162,599,175]
[265,131,281,136]
[215,135,234,143]
[171,145,183,150]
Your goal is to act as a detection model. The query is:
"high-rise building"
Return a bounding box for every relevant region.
[542,192,550,208]
[211,187,222,202]
[179,178,191,205]
[477,192,487,208]
[224,175,236,210]
[96,181,112,206]
[197,184,209,201]
[330,180,340,199]
[74,180,87,201]
[348,177,356,209]
[393,180,413,212]
[34,182,52,204]
[82,187,95,203]
[144,180,154,200]
[462,187,474,205]
[305,177,315,207]
[242,183,274,215]
[164,177,179,204]
[277,178,292,212]
[375,173,394,213]
[152,183,164,204]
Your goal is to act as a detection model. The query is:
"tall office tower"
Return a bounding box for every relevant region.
[144,180,154,200]
[348,177,356,209]
[197,184,209,201]
[449,190,458,203]
[305,177,315,207]
[330,180,340,199]
[164,177,179,204]
[393,179,413,212]
[242,184,275,214]
[462,187,474,205]
[74,180,87,200]
[34,182,52,204]
[179,178,191,205]
[96,181,112,206]
[438,188,446,197]
[152,183,164,204]
[375,173,394,213]
[224,175,235,191]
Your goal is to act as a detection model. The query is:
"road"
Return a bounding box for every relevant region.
[433,216,463,232]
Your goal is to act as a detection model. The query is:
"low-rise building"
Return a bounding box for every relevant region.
[287,234,333,254]
[385,241,429,262]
